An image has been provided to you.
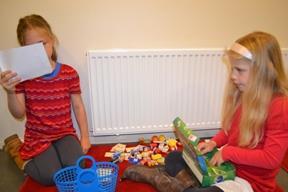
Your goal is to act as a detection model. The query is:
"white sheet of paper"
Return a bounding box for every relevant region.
[0,43,52,81]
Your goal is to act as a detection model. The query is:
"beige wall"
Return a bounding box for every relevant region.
[1,0,288,144]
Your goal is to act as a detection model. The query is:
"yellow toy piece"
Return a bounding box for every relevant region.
[151,153,162,160]
[156,157,165,165]
[147,159,158,167]
[167,138,177,148]
[158,135,166,142]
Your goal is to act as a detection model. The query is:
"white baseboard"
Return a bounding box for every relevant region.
[0,129,219,148]
[89,128,219,144]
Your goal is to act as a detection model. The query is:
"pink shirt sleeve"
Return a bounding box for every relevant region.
[211,129,229,148]
[222,97,288,169]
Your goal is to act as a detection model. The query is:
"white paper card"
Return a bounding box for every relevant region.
[0,43,52,81]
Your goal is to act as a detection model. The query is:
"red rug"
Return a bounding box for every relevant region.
[19,144,157,192]
[282,150,288,172]
[17,143,288,191]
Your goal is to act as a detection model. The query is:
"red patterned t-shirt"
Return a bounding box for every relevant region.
[16,63,80,160]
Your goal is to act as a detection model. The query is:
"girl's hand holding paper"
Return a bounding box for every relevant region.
[0,70,21,93]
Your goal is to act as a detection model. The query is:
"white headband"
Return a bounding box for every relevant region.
[230,43,253,60]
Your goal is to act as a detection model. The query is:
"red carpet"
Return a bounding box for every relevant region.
[17,142,288,191]
[19,144,157,192]
[282,150,288,172]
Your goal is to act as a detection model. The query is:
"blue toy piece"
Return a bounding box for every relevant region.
[128,157,140,164]
[54,155,119,192]
[197,156,208,174]
[112,152,121,159]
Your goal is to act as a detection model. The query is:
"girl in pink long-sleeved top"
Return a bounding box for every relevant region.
[121,31,288,192]
[195,31,288,192]
[162,31,288,192]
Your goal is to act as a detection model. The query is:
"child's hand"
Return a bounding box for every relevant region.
[197,140,216,154]
[209,150,224,166]
[0,70,21,93]
[81,136,91,154]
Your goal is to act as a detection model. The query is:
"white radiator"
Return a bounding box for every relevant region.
[87,49,288,136]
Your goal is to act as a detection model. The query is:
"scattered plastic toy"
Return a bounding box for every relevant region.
[105,135,181,167]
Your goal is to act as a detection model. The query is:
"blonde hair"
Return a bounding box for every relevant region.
[17,14,58,62]
[222,31,288,148]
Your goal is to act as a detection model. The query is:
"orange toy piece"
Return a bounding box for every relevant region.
[151,135,159,143]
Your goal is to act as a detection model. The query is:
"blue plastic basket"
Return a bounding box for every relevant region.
[54,155,118,192]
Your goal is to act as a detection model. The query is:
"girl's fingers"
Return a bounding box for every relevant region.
[0,70,12,77]
[1,71,18,83]
[9,77,21,88]
[209,157,216,166]
[10,76,21,84]
[209,151,224,166]
[1,70,13,78]
[5,76,21,87]
[0,71,21,92]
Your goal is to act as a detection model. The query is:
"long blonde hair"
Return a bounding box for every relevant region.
[222,31,288,148]
[17,14,58,62]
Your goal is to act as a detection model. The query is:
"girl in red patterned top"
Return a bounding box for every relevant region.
[0,14,91,185]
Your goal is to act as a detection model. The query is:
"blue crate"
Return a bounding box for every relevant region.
[54,155,118,192]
